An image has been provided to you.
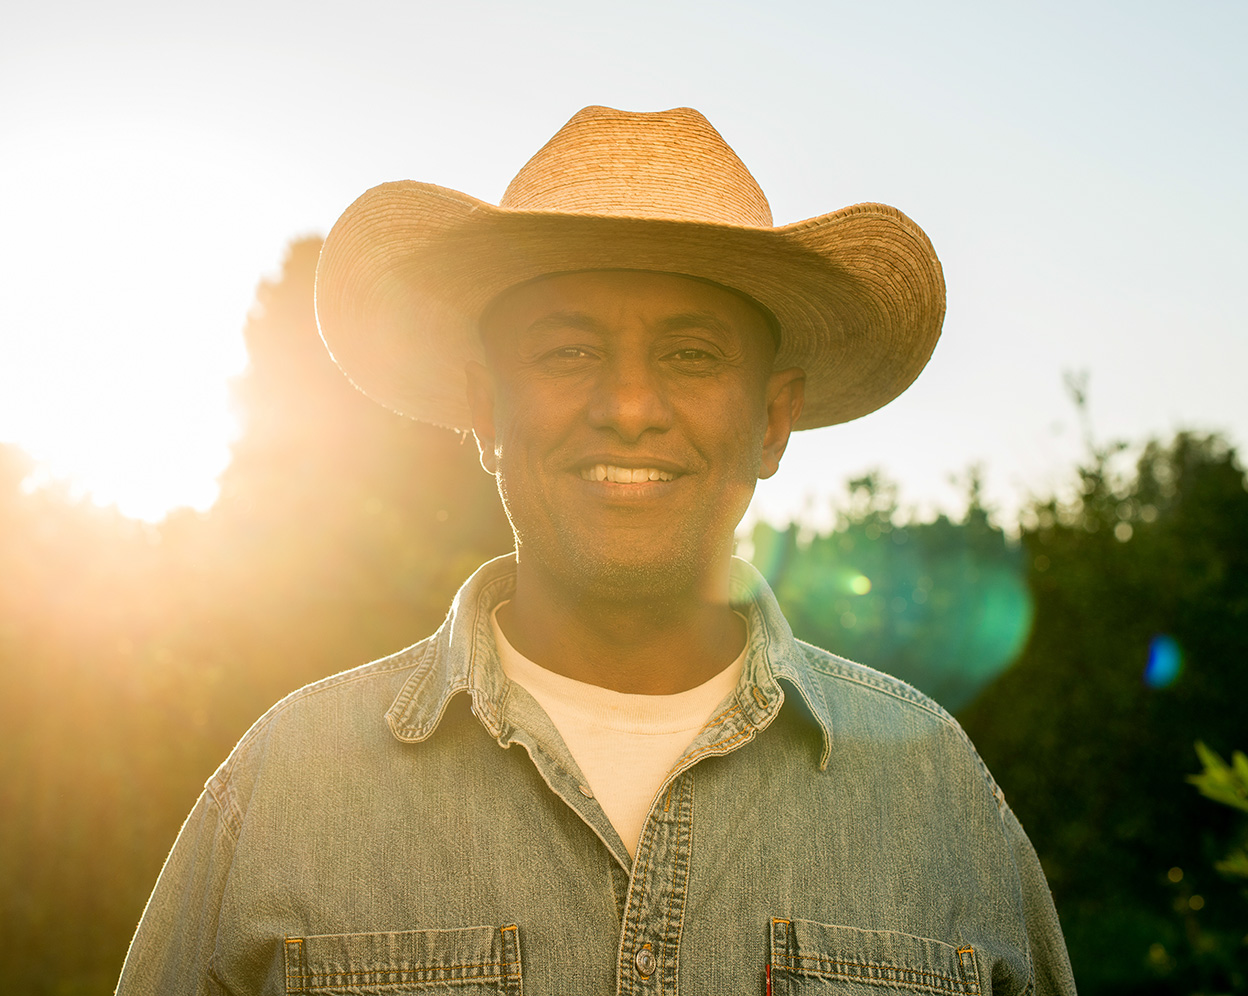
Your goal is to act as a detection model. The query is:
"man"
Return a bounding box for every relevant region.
[119,106,1076,994]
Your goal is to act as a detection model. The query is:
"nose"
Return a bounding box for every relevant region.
[587,354,673,441]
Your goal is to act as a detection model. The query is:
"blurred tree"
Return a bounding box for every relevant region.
[206,237,512,722]
[960,432,1248,993]
[0,453,187,994]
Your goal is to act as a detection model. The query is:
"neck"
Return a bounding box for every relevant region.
[498,555,744,694]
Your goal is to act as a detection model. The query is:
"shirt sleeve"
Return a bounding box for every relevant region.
[1003,804,1078,995]
[115,785,236,996]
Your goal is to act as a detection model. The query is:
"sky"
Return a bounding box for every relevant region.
[2,0,1245,526]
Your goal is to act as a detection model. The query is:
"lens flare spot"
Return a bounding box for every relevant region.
[1144,635,1183,688]
[849,574,872,595]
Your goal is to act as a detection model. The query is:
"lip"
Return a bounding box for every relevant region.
[574,475,681,506]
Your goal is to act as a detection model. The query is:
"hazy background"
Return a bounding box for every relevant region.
[3,0,1244,524]
[3,2,1247,993]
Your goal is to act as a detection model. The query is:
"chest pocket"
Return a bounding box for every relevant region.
[283,924,521,994]
[769,918,980,995]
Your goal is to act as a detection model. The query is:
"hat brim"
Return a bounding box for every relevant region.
[315,181,945,431]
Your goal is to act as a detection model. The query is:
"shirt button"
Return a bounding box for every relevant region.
[634,945,656,977]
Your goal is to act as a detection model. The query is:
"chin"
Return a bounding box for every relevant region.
[530,538,718,606]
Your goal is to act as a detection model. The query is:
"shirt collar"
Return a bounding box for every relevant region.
[385,554,833,767]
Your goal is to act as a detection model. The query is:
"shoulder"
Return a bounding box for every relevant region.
[204,636,438,830]
[251,637,434,737]
[786,639,1007,808]
[796,639,957,722]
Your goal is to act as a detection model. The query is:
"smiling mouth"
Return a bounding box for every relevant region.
[579,464,676,483]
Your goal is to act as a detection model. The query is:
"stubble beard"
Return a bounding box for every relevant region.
[499,490,738,618]
[524,526,717,614]
[496,499,728,624]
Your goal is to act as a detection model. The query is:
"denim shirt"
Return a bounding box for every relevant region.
[117,555,1076,995]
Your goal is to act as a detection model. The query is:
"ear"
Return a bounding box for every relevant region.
[758,367,805,481]
[465,361,499,475]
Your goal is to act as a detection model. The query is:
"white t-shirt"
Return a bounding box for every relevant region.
[491,606,745,857]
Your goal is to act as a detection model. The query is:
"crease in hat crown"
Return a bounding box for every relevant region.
[499,105,774,227]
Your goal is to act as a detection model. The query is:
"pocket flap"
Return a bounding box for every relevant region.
[770,918,979,995]
[284,924,521,993]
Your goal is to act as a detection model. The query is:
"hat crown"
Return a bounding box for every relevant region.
[500,105,774,227]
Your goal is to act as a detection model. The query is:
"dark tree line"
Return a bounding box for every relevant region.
[0,239,1243,993]
[963,433,1248,992]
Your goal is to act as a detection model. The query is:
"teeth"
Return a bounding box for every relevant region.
[580,464,675,483]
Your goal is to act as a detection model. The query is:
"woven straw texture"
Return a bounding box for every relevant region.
[316,105,945,431]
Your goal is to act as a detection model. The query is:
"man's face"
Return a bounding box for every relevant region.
[468,270,804,602]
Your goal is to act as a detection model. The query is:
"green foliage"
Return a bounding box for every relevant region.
[960,432,1248,993]
[1190,743,1248,884]
[1216,851,1248,881]
[1191,742,1248,816]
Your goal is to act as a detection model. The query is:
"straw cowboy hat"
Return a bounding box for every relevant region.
[315,105,944,431]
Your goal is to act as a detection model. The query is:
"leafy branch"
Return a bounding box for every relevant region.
[1189,741,1248,879]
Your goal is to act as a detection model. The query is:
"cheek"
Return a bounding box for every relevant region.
[493,379,585,448]
[694,393,770,467]
[490,393,548,458]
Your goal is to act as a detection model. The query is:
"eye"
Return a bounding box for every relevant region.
[534,344,598,370]
[664,345,723,372]
[552,346,593,359]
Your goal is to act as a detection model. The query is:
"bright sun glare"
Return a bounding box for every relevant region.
[0,116,286,522]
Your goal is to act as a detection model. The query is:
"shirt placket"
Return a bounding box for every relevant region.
[615,769,694,996]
